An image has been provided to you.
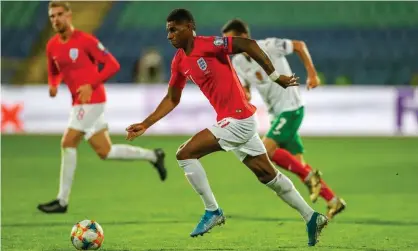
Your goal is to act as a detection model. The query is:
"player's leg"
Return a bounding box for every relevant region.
[289,136,346,218]
[264,107,322,199]
[238,136,328,246]
[87,128,167,181]
[37,128,84,213]
[176,128,225,237]
[283,134,323,202]
[264,137,311,181]
[265,108,310,180]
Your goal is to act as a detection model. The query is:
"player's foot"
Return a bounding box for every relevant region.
[306,212,328,246]
[152,148,167,181]
[37,199,67,214]
[190,208,225,237]
[304,170,322,203]
[327,197,346,219]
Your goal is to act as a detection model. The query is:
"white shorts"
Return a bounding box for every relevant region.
[208,114,267,162]
[68,103,108,140]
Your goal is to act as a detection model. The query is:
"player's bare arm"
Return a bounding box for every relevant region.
[126,86,182,141]
[47,46,61,98]
[292,40,320,90]
[231,37,299,89]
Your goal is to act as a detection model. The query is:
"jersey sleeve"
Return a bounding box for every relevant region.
[46,43,62,87]
[202,36,233,55]
[264,37,294,57]
[168,53,187,89]
[83,33,120,88]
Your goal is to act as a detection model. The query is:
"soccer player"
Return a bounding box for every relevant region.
[126,9,328,246]
[37,1,167,214]
[222,19,346,219]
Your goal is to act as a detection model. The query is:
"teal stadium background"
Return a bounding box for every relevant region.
[1,1,418,85]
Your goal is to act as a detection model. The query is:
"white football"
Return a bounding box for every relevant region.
[70,220,104,250]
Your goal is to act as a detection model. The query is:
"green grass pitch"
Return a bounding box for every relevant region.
[2,135,418,251]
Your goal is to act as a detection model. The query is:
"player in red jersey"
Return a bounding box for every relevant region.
[126,9,328,246]
[37,1,167,214]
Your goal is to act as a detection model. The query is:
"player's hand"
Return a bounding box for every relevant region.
[49,86,58,97]
[275,73,300,89]
[77,84,93,104]
[307,75,320,90]
[125,123,148,141]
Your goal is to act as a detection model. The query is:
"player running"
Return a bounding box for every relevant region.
[37,1,167,214]
[126,9,328,246]
[222,19,346,219]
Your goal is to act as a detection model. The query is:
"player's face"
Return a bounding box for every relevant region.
[49,7,71,33]
[166,21,192,49]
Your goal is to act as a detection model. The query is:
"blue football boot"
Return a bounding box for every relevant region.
[190,208,225,237]
[307,212,329,246]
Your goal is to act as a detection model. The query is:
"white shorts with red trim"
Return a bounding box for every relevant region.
[208,114,266,162]
[68,103,108,140]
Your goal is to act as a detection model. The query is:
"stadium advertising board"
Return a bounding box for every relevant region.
[1,85,417,136]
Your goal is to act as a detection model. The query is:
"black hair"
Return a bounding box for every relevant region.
[221,19,249,35]
[166,8,195,29]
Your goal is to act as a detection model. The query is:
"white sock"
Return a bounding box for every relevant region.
[106,144,157,163]
[57,148,77,206]
[178,159,219,211]
[266,172,314,222]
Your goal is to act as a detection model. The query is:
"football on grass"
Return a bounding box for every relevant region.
[70,220,104,250]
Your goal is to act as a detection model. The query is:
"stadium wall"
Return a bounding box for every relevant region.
[1,85,417,136]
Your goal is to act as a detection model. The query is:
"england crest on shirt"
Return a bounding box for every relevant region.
[69,48,79,62]
[214,37,224,47]
[197,57,207,71]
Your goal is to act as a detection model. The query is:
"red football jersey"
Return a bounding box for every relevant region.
[47,30,120,105]
[169,36,256,121]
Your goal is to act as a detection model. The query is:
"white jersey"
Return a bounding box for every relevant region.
[232,37,304,117]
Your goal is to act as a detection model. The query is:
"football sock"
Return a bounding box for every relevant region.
[320,181,336,202]
[106,144,157,163]
[57,148,77,206]
[271,148,310,181]
[305,164,336,202]
[178,159,219,211]
[266,172,314,222]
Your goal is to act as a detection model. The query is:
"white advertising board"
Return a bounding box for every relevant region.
[1,84,417,136]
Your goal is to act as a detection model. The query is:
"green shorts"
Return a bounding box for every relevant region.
[265,106,305,155]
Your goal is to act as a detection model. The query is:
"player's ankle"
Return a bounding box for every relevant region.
[57,199,68,207]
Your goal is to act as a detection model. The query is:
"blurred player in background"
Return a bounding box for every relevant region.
[126,9,328,246]
[222,19,346,219]
[37,1,167,214]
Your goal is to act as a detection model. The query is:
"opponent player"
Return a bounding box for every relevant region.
[126,9,328,246]
[37,1,167,214]
[221,19,346,219]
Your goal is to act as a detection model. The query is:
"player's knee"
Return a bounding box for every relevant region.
[263,138,278,158]
[61,139,77,148]
[176,146,191,160]
[266,148,276,159]
[96,148,111,160]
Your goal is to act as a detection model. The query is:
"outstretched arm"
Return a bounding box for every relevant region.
[231,37,298,88]
[143,86,182,128]
[293,40,320,89]
[126,86,182,141]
